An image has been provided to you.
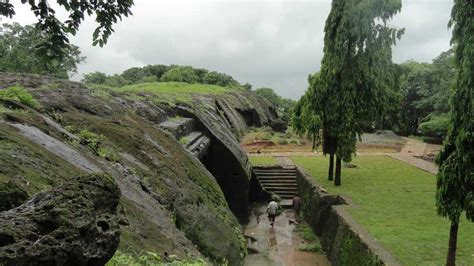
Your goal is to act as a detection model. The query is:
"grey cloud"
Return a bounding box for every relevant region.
[5,0,453,99]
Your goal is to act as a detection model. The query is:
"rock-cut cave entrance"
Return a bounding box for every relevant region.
[175,109,250,224]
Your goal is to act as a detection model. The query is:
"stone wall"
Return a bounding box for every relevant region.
[296,167,401,266]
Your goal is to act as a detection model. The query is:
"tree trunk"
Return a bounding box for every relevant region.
[446,221,459,266]
[335,157,341,186]
[312,133,316,151]
[328,152,334,181]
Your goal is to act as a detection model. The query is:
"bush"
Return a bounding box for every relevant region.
[161,67,197,83]
[418,114,450,139]
[0,86,39,108]
[107,250,206,266]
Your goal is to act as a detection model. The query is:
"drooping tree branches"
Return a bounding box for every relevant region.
[0,0,133,60]
[435,1,473,265]
[315,0,404,185]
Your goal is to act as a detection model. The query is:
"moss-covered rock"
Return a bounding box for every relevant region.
[0,174,121,265]
[0,181,28,211]
[0,72,279,264]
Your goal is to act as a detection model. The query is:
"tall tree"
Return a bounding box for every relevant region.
[315,0,403,186]
[435,1,473,265]
[292,74,322,151]
[0,23,85,79]
[0,0,133,60]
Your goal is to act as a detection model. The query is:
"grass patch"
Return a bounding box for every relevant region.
[112,82,231,104]
[291,156,474,265]
[295,223,322,253]
[249,156,278,166]
[0,86,39,108]
[107,250,206,266]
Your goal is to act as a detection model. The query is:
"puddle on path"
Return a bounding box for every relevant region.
[244,204,330,266]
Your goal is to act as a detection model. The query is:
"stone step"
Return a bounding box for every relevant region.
[254,169,296,173]
[186,131,204,146]
[278,193,298,199]
[257,177,296,183]
[257,175,296,180]
[159,117,195,139]
[262,185,297,190]
[258,180,297,185]
[254,172,296,177]
[186,133,211,158]
[264,187,298,195]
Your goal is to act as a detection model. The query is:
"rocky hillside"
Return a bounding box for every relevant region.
[0,73,281,264]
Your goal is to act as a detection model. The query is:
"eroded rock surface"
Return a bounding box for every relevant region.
[0,174,120,265]
[0,73,280,264]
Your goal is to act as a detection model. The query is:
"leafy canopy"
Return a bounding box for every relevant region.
[0,23,85,79]
[435,0,473,224]
[316,0,403,161]
[0,0,133,60]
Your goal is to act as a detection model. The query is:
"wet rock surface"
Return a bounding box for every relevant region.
[0,73,280,264]
[0,174,121,265]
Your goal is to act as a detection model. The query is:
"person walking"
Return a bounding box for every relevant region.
[267,200,278,227]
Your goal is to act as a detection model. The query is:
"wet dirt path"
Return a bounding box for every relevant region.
[243,205,330,266]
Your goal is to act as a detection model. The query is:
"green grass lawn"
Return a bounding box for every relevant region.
[112,82,230,104]
[249,156,278,166]
[291,156,474,266]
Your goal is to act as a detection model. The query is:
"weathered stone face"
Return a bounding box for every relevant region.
[0,174,121,266]
[0,72,280,264]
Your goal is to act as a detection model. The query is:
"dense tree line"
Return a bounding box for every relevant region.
[82,65,244,89]
[375,50,456,141]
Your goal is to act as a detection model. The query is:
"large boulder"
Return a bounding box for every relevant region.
[0,174,121,266]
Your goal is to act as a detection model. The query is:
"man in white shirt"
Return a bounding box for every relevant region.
[266,200,279,227]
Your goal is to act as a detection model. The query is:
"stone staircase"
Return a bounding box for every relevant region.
[159,116,211,159]
[253,167,298,200]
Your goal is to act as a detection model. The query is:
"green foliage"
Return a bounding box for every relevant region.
[253,88,296,122]
[179,136,190,145]
[161,67,198,83]
[292,74,322,150]
[315,0,403,162]
[435,0,474,226]
[107,250,206,266]
[82,72,108,84]
[295,224,322,253]
[0,1,133,60]
[396,50,456,136]
[0,23,85,79]
[292,156,474,265]
[203,71,239,87]
[65,127,118,162]
[0,86,39,108]
[418,114,450,139]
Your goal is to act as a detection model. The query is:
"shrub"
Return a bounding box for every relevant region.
[161,67,197,83]
[107,250,206,266]
[418,114,450,139]
[0,86,39,108]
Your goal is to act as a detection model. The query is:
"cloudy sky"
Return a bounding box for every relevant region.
[4,0,453,99]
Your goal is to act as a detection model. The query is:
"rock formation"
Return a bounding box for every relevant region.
[0,73,279,264]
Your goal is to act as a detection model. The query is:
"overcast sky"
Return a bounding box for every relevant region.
[4,0,453,99]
